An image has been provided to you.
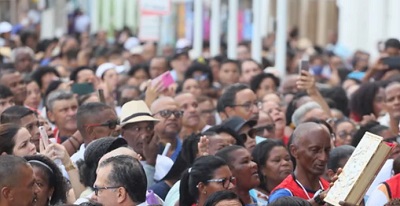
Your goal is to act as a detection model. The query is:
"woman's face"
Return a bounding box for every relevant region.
[41,73,59,93]
[134,69,149,85]
[25,81,41,109]
[262,101,286,133]
[192,71,210,89]
[32,166,54,206]
[373,88,385,117]
[203,165,235,198]
[263,146,293,184]
[12,128,36,156]
[230,148,260,190]
[335,121,356,146]
[183,79,202,97]
[103,69,119,91]
[256,78,276,99]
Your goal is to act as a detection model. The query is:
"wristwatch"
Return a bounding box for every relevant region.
[313,189,326,205]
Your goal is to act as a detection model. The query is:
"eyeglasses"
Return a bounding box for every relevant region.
[85,119,120,130]
[253,124,275,136]
[193,74,208,81]
[207,176,236,189]
[153,110,184,118]
[93,185,121,196]
[337,130,356,139]
[230,102,260,111]
[239,130,255,142]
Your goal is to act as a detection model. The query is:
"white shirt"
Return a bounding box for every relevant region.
[71,144,86,164]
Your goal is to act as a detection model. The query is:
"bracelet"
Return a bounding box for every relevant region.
[70,135,82,145]
[68,138,78,151]
[65,161,76,172]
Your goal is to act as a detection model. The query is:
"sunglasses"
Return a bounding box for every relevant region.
[85,119,120,130]
[253,124,275,136]
[207,176,236,189]
[153,110,184,118]
[239,130,255,142]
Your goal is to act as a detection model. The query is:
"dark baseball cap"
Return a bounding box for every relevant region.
[221,116,257,132]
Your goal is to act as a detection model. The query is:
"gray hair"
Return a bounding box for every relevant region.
[46,90,75,111]
[10,46,34,62]
[291,101,321,127]
[99,155,147,203]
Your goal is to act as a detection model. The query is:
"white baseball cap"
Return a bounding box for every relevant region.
[0,22,12,34]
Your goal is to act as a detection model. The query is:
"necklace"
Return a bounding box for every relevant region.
[294,176,323,199]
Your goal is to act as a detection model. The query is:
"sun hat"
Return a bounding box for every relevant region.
[120,100,159,127]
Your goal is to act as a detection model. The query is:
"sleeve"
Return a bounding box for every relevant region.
[366,184,390,206]
[268,188,293,203]
[142,162,156,188]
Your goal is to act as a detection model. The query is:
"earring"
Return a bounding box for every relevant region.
[203,190,207,195]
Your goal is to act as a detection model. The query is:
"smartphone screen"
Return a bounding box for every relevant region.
[71,83,95,96]
[299,60,309,75]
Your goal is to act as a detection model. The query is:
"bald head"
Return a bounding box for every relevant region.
[99,147,140,165]
[151,97,177,113]
[292,122,327,146]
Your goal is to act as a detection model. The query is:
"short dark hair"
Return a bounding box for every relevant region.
[127,64,149,77]
[0,84,13,99]
[0,106,35,124]
[0,124,22,154]
[327,145,355,173]
[76,102,112,136]
[220,59,240,72]
[385,38,400,50]
[99,155,147,203]
[269,196,312,206]
[0,155,30,189]
[217,83,249,113]
[205,124,244,146]
[25,155,68,204]
[249,73,280,93]
[70,66,94,82]
[31,66,60,89]
[184,62,214,85]
[20,30,38,46]
[203,190,242,206]
[179,156,227,206]
[215,145,245,168]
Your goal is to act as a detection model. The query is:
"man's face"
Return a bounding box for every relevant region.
[0,96,15,114]
[88,109,120,141]
[48,98,78,133]
[153,100,182,137]
[1,72,26,104]
[292,127,332,176]
[227,89,259,121]
[149,58,168,79]
[94,165,119,206]
[20,114,40,150]
[9,165,39,206]
[385,47,400,57]
[15,53,34,73]
[175,94,201,128]
[240,61,261,84]
[122,121,154,156]
[198,100,216,126]
[77,69,96,84]
[237,45,251,61]
[385,84,400,119]
[219,63,240,86]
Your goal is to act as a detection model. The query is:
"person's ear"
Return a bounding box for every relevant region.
[224,107,234,117]
[1,187,12,201]
[290,144,298,159]
[116,187,127,203]
[47,110,55,123]
[261,165,268,177]
[197,182,207,195]
[86,126,94,138]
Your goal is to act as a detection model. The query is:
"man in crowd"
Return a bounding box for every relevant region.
[218,59,240,87]
[384,82,400,134]
[151,97,183,161]
[120,100,159,187]
[217,83,259,121]
[149,56,169,79]
[240,59,262,84]
[72,102,120,163]
[0,155,39,206]
[11,46,35,74]
[269,122,331,204]
[197,95,216,126]
[174,92,209,138]
[94,155,147,206]
[46,90,78,143]
[0,69,26,106]
[0,84,14,114]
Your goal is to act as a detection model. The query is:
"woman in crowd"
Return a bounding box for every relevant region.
[251,140,293,203]
[180,78,203,97]
[179,155,235,206]
[349,82,385,122]
[0,123,36,156]
[216,146,260,205]
[250,73,280,100]
[25,155,68,206]
[333,118,357,146]
[24,79,42,112]
[128,64,150,86]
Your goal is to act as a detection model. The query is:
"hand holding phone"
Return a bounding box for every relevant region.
[299,60,310,75]
[152,71,175,90]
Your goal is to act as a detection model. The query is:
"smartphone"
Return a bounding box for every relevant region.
[71,83,95,96]
[382,57,400,69]
[39,126,49,148]
[299,60,309,75]
[152,71,175,89]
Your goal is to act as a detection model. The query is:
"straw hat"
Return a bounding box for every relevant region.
[120,100,159,127]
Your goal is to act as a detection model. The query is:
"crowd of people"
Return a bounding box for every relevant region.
[1,19,400,206]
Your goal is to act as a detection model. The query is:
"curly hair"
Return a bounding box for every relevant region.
[24,155,68,205]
